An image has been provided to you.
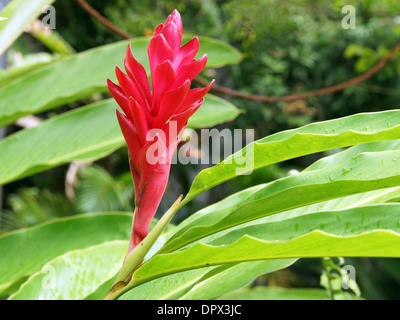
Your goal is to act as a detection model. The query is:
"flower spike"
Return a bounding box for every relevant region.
[107,9,214,254]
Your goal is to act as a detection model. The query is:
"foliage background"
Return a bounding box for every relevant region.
[2,0,400,299]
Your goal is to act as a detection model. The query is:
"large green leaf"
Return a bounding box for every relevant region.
[123,204,400,297]
[174,183,400,240]
[165,185,400,254]
[161,149,400,253]
[0,213,132,293]
[177,143,400,246]
[178,259,295,300]
[0,57,56,88]
[265,140,400,222]
[9,241,128,300]
[0,0,56,55]
[110,268,212,300]
[187,94,240,129]
[305,139,400,172]
[172,140,400,236]
[122,229,400,295]
[118,259,295,300]
[0,36,241,126]
[263,186,400,223]
[218,287,331,300]
[0,95,239,185]
[192,35,243,68]
[183,110,400,203]
[0,100,122,185]
[206,204,400,246]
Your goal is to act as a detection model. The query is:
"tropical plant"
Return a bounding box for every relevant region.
[0,1,399,301]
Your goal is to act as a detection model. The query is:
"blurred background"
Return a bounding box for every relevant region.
[1,0,400,299]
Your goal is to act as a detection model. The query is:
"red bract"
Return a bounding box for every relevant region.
[107,9,214,254]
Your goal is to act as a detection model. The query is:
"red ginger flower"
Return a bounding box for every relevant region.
[107,9,214,254]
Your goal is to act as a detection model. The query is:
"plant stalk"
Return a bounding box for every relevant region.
[104,195,184,300]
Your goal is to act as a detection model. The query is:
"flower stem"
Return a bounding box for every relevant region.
[104,195,183,300]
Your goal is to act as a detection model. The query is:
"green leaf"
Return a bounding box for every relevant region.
[0,100,123,185]
[84,275,118,300]
[0,58,56,88]
[161,149,400,253]
[178,259,295,300]
[188,94,241,129]
[125,230,400,291]
[0,213,132,293]
[266,186,400,223]
[217,287,331,300]
[305,139,400,172]
[0,37,241,127]
[118,259,295,300]
[0,276,28,297]
[267,140,400,221]
[85,224,179,300]
[118,204,400,298]
[183,110,400,203]
[0,95,239,185]
[0,41,125,127]
[9,241,128,300]
[117,268,213,300]
[165,184,400,255]
[0,0,56,55]
[110,196,183,291]
[172,141,400,239]
[206,204,400,246]
[193,35,243,68]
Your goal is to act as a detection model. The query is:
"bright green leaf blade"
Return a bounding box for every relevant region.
[9,241,128,300]
[99,224,294,300]
[0,36,241,126]
[306,139,400,172]
[127,230,400,290]
[168,185,400,253]
[174,141,400,235]
[0,95,239,185]
[188,94,241,129]
[217,287,331,300]
[85,222,179,300]
[118,259,295,300]
[130,205,398,300]
[0,57,56,88]
[83,276,118,300]
[118,268,213,300]
[263,186,400,223]
[0,0,55,56]
[161,149,400,253]
[0,213,132,293]
[0,100,123,185]
[0,41,125,127]
[261,140,400,222]
[207,204,400,246]
[184,110,400,203]
[193,35,242,68]
[179,259,296,300]
[0,276,28,298]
